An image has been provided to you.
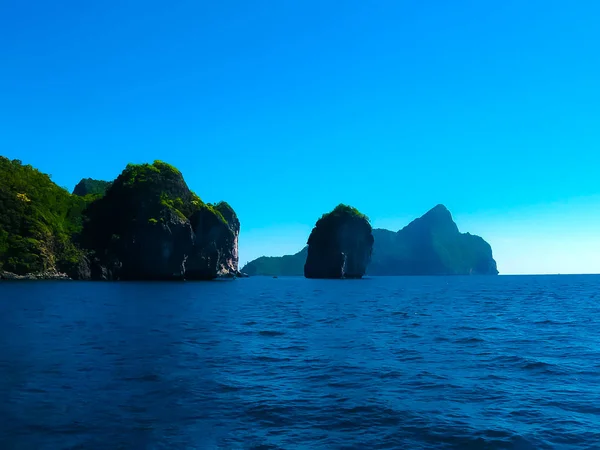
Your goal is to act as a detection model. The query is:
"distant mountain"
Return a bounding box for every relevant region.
[243,247,307,276]
[369,205,498,275]
[240,205,498,276]
[72,178,111,197]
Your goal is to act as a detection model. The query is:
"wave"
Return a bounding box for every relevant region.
[455,337,485,344]
[258,330,285,337]
[523,360,555,371]
[493,354,565,374]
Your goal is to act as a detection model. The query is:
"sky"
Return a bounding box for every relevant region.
[1,0,599,274]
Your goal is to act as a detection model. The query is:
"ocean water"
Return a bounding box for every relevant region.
[0,276,599,449]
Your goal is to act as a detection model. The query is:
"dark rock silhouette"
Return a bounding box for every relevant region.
[369,205,498,275]
[304,204,374,279]
[242,204,498,276]
[80,161,240,280]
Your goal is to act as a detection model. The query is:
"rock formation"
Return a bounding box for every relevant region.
[304,204,374,279]
[81,161,240,280]
[241,204,498,276]
[0,157,242,281]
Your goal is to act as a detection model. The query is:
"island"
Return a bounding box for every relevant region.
[0,157,241,280]
[241,204,498,276]
[304,204,374,279]
[1,156,498,281]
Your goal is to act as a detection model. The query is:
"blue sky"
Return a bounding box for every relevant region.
[1,1,599,274]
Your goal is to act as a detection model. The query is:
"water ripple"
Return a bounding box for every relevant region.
[0,275,599,449]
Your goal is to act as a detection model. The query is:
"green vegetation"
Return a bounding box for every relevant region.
[1,158,239,279]
[81,160,193,252]
[160,193,187,220]
[123,160,181,185]
[212,201,237,228]
[201,203,227,226]
[80,160,237,257]
[114,161,231,227]
[73,178,111,196]
[309,203,372,252]
[0,157,86,274]
[317,204,369,224]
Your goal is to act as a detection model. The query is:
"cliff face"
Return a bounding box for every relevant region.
[0,158,240,281]
[369,204,498,275]
[186,202,240,279]
[214,202,240,276]
[304,204,374,279]
[80,161,240,280]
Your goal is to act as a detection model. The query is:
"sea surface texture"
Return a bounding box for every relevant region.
[0,276,598,449]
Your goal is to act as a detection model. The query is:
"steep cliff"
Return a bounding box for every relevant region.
[213,201,240,276]
[304,204,373,279]
[81,161,240,280]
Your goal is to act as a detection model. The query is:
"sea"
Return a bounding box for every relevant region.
[0,275,599,449]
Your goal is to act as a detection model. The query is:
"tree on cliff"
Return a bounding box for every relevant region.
[0,157,85,275]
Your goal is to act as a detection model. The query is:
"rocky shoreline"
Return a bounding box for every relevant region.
[0,270,71,281]
[0,270,249,281]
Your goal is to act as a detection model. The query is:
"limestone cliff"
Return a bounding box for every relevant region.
[81,161,240,280]
[304,204,373,279]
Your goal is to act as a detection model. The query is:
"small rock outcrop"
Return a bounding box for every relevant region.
[81,161,240,280]
[0,270,70,281]
[304,204,374,279]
